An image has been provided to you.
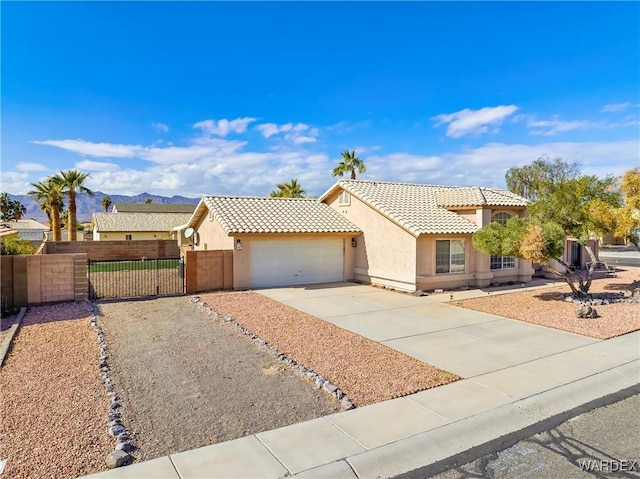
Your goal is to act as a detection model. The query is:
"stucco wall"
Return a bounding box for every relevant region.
[325,191,417,290]
[192,213,234,251]
[94,231,172,241]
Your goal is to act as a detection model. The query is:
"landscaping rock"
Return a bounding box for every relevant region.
[323,382,338,394]
[576,304,598,319]
[109,425,125,436]
[115,442,135,453]
[105,450,131,468]
[341,398,354,410]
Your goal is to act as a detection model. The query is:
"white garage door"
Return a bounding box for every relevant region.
[249,238,344,288]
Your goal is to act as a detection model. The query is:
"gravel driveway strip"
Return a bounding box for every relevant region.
[97,296,341,463]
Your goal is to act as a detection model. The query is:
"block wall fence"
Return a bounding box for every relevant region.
[1,254,87,308]
[184,250,233,294]
[43,240,180,260]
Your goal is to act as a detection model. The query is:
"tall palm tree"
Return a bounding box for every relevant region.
[269,179,306,198]
[0,193,11,220]
[101,195,112,212]
[52,170,94,241]
[29,179,64,241]
[332,150,366,180]
[11,200,27,220]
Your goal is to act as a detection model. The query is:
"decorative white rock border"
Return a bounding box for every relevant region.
[0,307,27,369]
[87,301,135,468]
[190,296,355,411]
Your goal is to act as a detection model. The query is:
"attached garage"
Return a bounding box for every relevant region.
[183,195,360,290]
[248,238,345,288]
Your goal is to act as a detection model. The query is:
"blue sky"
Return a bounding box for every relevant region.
[2,1,639,199]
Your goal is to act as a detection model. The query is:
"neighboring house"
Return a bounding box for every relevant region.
[92,212,193,241]
[319,180,532,291]
[179,180,532,291]
[1,219,49,247]
[111,203,197,214]
[92,203,196,241]
[175,196,361,288]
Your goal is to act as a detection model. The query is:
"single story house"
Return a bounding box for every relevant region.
[92,212,194,241]
[1,219,49,247]
[111,203,197,214]
[92,203,196,241]
[179,180,532,291]
[175,196,361,288]
[319,180,532,291]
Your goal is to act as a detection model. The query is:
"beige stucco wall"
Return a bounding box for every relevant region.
[231,233,356,290]
[192,213,235,251]
[94,230,172,241]
[325,191,418,291]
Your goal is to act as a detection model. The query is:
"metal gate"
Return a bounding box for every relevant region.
[88,257,184,300]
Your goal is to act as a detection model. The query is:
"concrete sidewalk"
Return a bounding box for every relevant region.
[85,282,639,479]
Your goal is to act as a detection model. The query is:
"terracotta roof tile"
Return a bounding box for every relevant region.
[202,196,360,234]
[325,180,528,235]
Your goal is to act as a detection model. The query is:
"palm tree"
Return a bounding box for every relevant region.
[269,179,306,198]
[52,170,94,241]
[11,200,27,220]
[332,150,366,180]
[101,195,112,212]
[29,179,64,241]
[0,193,11,220]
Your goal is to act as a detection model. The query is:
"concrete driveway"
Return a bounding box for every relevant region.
[257,282,636,391]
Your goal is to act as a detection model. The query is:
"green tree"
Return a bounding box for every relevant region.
[1,235,37,255]
[269,179,306,198]
[505,155,579,200]
[52,170,94,241]
[0,193,11,220]
[101,195,113,212]
[10,200,27,220]
[0,194,27,221]
[28,179,64,241]
[332,150,366,180]
[475,160,623,297]
[145,198,153,204]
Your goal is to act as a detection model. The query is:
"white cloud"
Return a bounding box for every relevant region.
[527,118,600,136]
[75,160,120,172]
[257,122,319,144]
[193,117,257,137]
[432,105,519,138]
[601,103,631,113]
[16,162,48,172]
[152,122,170,133]
[0,171,31,194]
[32,139,140,158]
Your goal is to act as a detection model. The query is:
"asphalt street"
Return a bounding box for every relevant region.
[419,392,640,479]
[599,246,640,269]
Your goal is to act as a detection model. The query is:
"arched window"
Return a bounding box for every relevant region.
[491,212,516,270]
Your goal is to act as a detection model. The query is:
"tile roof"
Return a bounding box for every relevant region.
[199,196,360,234]
[320,180,528,236]
[93,212,193,232]
[113,203,197,213]
[1,219,49,230]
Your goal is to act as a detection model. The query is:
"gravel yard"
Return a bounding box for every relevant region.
[96,296,343,462]
[451,267,640,339]
[0,302,112,479]
[199,291,461,407]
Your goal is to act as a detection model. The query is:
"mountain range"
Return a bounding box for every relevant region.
[7,191,200,223]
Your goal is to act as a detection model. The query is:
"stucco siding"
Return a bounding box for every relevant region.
[325,191,417,290]
[193,214,234,251]
[93,231,172,241]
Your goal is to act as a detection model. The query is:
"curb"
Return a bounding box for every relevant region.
[0,307,27,369]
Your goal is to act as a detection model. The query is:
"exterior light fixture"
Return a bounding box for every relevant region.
[236,239,243,250]
[351,238,357,247]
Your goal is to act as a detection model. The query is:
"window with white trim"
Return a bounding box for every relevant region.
[436,239,465,274]
[338,191,351,206]
[490,212,515,270]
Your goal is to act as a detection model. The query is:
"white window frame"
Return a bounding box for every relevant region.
[490,212,515,270]
[435,239,466,274]
[338,191,351,206]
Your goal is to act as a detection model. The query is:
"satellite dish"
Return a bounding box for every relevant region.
[184,227,195,238]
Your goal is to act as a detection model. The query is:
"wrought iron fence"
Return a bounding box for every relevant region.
[88,257,184,300]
